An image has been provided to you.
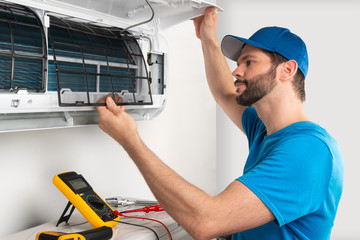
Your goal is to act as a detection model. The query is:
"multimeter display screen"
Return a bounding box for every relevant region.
[68,178,89,191]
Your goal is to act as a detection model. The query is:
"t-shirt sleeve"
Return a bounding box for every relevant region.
[237,135,333,226]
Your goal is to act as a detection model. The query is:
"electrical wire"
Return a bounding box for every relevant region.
[120,204,164,213]
[112,220,160,240]
[113,211,173,240]
[119,0,155,34]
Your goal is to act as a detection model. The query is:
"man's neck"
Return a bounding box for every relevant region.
[254,95,309,136]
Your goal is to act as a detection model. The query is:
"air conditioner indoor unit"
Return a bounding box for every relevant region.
[0,0,220,132]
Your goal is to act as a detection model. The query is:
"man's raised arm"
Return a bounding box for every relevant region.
[193,7,247,131]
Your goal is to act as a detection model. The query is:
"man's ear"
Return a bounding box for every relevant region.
[279,60,298,81]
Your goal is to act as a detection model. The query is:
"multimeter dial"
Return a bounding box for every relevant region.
[80,191,117,221]
[86,195,106,210]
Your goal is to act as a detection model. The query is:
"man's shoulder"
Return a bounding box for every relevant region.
[289,121,337,146]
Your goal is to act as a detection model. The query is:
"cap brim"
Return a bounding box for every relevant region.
[221,35,274,62]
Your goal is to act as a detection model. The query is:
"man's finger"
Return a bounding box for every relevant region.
[106,96,126,115]
[106,96,119,112]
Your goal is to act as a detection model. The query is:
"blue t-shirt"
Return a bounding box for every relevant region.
[232,107,344,240]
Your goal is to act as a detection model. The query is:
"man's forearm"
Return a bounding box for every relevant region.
[122,137,212,238]
[201,39,236,103]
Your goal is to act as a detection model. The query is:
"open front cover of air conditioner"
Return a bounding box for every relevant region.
[0,0,220,132]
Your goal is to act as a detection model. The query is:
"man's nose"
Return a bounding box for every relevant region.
[232,65,244,79]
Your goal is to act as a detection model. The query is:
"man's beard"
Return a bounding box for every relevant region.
[236,66,277,106]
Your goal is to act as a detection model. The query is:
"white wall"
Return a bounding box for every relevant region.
[215,0,360,239]
[0,21,216,237]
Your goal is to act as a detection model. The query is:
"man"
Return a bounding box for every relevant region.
[97,7,344,240]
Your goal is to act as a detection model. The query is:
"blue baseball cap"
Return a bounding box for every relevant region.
[221,26,309,78]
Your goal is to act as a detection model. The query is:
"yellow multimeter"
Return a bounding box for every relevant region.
[53,171,119,228]
[35,226,112,240]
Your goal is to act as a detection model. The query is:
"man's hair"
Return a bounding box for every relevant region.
[262,50,306,102]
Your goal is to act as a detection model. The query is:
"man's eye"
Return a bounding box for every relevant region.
[246,60,253,66]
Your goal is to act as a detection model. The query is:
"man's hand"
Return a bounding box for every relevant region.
[97,97,140,149]
[97,92,123,105]
[193,7,218,42]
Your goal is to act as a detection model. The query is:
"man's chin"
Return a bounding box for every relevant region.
[236,95,259,107]
[236,96,248,106]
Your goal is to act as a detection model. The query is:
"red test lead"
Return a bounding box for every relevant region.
[112,208,172,240]
[121,204,164,213]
